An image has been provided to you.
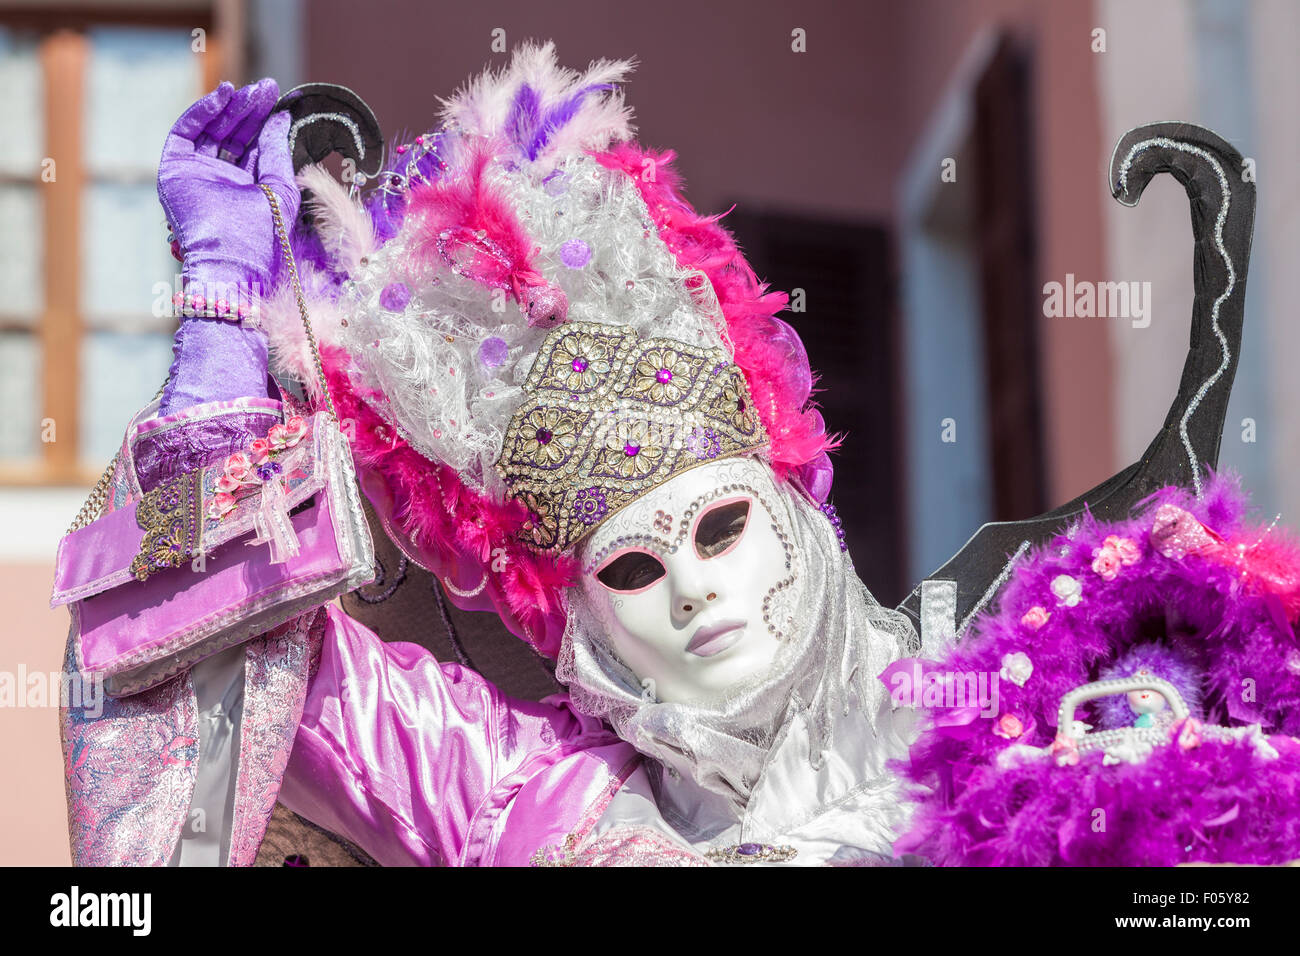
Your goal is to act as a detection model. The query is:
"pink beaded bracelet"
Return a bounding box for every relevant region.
[170,291,260,327]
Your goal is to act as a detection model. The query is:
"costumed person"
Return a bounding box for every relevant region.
[56,45,921,866]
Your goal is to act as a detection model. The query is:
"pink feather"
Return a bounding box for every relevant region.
[321,345,576,657]
[405,139,544,303]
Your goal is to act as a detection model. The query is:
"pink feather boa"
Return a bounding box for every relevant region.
[323,346,576,657]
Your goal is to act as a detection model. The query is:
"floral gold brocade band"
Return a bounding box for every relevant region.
[495,321,769,552]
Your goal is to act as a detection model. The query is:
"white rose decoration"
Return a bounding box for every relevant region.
[1051,574,1083,607]
[1000,651,1034,687]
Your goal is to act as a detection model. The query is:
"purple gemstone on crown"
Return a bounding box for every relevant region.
[686,426,719,460]
[737,843,762,856]
[479,336,509,369]
[623,443,640,456]
[656,368,673,383]
[573,487,608,525]
[535,427,553,445]
[737,397,747,412]
[571,356,589,373]
[560,238,592,269]
[379,281,411,312]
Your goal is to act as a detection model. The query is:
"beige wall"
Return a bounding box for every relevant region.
[1097,0,1299,522]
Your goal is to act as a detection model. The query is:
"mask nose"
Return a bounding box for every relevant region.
[667,549,722,620]
[678,591,718,615]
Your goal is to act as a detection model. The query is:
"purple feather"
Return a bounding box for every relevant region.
[507,82,617,160]
[537,83,616,155]
[506,84,544,158]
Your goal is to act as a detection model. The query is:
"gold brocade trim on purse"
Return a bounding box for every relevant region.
[129,469,205,582]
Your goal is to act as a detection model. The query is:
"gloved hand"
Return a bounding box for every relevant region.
[157,78,300,416]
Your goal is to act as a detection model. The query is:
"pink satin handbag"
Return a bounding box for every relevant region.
[50,185,375,697]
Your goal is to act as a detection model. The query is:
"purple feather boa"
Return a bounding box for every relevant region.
[895,472,1300,865]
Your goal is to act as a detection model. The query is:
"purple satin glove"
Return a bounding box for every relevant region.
[157,79,301,416]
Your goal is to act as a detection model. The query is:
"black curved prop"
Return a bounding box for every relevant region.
[271,82,384,179]
[897,121,1256,638]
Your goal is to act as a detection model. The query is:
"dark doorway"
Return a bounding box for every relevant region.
[727,211,906,606]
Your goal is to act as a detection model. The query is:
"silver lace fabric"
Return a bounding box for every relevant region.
[557,468,919,816]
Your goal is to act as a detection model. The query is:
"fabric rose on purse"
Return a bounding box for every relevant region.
[268,415,309,451]
[224,452,253,482]
[206,491,237,521]
[249,437,272,465]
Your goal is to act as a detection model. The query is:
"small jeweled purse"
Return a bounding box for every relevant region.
[1044,677,1274,766]
[50,185,375,697]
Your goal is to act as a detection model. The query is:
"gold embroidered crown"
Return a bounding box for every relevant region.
[495,321,769,551]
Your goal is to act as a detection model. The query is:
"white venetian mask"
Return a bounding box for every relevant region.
[576,456,802,704]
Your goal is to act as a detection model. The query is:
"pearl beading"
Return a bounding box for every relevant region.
[170,291,260,327]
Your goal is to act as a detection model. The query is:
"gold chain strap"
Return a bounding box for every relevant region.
[68,465,117,534]
[259,182,338,422]
[67,184,336,534]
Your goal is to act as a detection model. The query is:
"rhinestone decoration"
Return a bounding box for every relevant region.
[496,321,768,551]
[819,501,848,552]
[379,281,411,312]
[704,842,798,864]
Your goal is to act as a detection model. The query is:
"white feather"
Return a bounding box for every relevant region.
[295,163,375,273]
[261,256,347,400]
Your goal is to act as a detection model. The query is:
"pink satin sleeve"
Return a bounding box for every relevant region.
[277,605,601,866]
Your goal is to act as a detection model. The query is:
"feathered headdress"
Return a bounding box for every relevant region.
[262,42,837,657]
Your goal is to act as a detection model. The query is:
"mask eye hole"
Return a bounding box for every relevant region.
[694,499,750,559]
[596,551,666,592]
